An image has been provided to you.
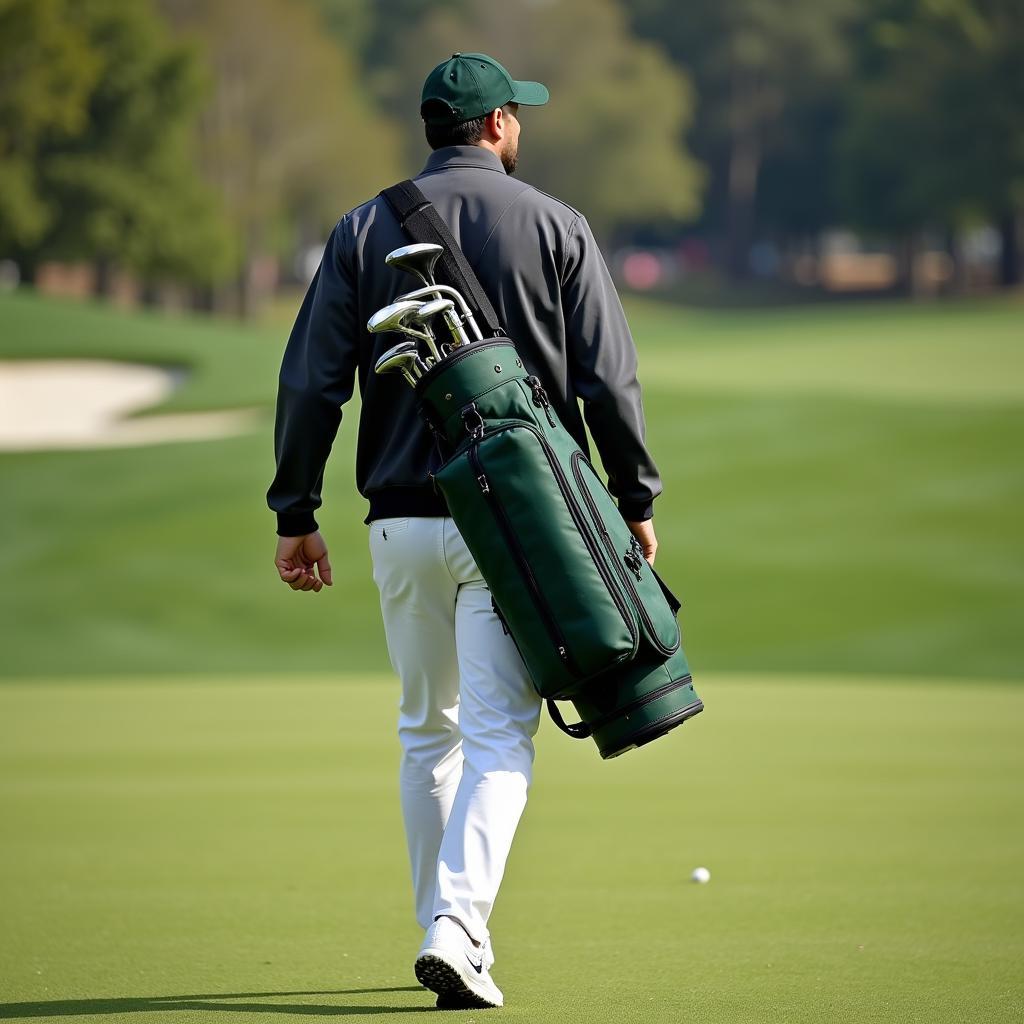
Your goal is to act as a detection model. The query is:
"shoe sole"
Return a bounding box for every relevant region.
[415,952,502,1009]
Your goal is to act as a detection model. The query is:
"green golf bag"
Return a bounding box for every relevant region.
[381,181,703,758]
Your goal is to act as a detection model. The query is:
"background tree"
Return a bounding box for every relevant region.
[1,0,231,290]
[840,0,1024,285]
[158,0,404,313]
[630,0,856,278]
[0,0,98,257]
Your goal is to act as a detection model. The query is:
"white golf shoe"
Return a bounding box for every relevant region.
[414,915,503,1009]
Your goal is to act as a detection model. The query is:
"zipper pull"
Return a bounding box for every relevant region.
[630,536,647,573]
[477,471,490,494]
[624,550,643,581]
[557,645,568,662]
[527,375,557,428]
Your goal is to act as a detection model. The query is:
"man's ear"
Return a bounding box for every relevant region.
[483,106,504,142]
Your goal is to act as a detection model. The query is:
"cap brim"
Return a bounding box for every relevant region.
[509,80,549,106]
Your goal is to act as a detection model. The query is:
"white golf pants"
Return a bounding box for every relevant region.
[369,516,542,946]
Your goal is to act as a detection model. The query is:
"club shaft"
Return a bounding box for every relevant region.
[391,323,434,345]
[423,324,444,363]
[393,285,484,341]
[439,308,470,348]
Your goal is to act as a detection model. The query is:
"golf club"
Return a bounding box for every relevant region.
[405,299,457,363]
[393,284,484,342]
[389,339,430,377]
[374,341,423,387]
[385,243,444,287]
[412,297,466,352]
[367,300,435,346]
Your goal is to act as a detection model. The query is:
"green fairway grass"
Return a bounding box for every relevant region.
[1,290,1021,680]
[1,673,1021,1023]
[1,291,1021,1022]
[630,295,1024,404]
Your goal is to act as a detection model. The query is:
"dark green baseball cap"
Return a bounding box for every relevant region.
[421,52,549,126]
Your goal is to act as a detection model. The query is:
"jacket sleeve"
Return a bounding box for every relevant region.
[561,214,662,521]
[266,219,359,536]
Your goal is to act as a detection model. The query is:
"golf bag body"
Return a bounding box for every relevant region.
[381,181,703,758]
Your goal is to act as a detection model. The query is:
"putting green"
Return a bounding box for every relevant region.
[1,673,1021,1022]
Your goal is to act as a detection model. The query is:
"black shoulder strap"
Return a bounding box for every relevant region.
[383,179,591,745]
[380,179,502,337]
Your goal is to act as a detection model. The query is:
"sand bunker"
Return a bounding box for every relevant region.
[0,359,261,451]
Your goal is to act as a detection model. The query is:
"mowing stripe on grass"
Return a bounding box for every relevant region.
[1,673,1021,1023]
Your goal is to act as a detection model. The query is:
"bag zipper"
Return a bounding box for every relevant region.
[467,421,639,676]
[414,338,510,389]
[583,674,695,734]
[571,451,679,658]
[622,673,693,715]
[524,426,637,656]
[469,441,576,673]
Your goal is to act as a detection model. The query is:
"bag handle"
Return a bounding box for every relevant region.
[380,180,503,337]
[545,699,592,740]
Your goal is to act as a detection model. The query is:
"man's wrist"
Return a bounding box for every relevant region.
[276,510,319,537]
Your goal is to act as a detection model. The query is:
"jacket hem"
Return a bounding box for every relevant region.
[364,487,450,524]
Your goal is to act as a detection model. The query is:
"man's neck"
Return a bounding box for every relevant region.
[475,140,502,161]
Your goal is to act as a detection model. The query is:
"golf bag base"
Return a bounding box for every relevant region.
[548,647,703,759]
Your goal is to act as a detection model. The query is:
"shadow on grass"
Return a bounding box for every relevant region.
[0,987,433,1018]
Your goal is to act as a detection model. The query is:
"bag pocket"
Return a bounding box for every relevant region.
[570,451,681,658]
[435,423,639,699]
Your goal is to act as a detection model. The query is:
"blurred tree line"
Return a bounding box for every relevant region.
[0,0,1020,309]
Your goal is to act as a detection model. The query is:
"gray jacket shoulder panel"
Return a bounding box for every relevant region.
[520,183,584,223]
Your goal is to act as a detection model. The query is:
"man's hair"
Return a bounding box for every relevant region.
[424,103,517,150]
[424,113,487,150]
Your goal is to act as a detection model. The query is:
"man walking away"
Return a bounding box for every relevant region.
[267,52,662,1009]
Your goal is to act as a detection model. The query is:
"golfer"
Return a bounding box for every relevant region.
[267,52,661,1009]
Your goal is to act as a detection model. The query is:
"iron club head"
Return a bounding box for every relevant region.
[415,297,456,320]
[384,243,444,287]
[367,300,426,334]
[374,341,422,387]
[367,300,435,345]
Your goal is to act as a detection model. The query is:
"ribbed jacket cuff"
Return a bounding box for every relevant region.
[618,499,654,522]
[276,511,319,537]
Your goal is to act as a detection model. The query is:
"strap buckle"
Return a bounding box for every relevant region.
[462,403,484,440]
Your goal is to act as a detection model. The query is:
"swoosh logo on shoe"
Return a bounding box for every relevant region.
[466,953,484,975]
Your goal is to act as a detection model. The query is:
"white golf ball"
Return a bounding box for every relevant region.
[691,866,711,884]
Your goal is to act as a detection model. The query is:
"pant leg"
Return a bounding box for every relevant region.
[369,517,463,930]
[432,518,543,945]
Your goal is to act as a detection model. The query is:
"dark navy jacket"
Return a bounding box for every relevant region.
[268,145,661,535]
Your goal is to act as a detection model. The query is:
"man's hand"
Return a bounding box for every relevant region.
[275,531,333,593]
[626,519,658,566]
